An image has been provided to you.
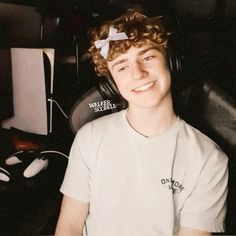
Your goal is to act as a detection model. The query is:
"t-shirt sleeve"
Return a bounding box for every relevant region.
[180,147,228,232]
[60,128,91,203]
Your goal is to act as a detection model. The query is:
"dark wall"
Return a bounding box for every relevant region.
[0,2,41,47]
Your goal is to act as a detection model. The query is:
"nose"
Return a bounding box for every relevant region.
[132,62,147,80]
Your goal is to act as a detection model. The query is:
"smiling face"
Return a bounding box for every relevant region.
[107,42,172,111]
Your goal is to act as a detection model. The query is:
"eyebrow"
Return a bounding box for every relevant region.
[111,58,128,70]
[111,46,163,70]
[137,46,164,59]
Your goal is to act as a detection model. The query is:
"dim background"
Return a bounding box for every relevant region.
[0,1,235,235]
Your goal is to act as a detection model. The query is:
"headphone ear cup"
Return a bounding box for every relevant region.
[97,76,119,100]
[166,47,182,75]
[97,75,128,109]
[167,46,186,117]
[167,47,174,73]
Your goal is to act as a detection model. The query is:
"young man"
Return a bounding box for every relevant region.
[55,10,228,236]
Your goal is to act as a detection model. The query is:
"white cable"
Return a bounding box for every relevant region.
[49,98,53,133]
[40,150,69,158]
[48,98,69,119]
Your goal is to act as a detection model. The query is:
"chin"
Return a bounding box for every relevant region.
[129,94,172,110]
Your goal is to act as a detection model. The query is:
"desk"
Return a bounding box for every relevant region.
[0,134,67,236]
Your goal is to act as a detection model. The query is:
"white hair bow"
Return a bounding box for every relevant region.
[95,26,128,59]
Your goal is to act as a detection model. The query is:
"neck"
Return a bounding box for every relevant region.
[126,101,177,138]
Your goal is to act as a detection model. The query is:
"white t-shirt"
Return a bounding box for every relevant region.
[60,110,228,236]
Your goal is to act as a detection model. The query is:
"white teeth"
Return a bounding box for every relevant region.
[133,82,155,92]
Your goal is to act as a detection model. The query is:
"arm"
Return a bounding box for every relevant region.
[178,226,211,236]
[179,148,228,233]
[55,195,89,236]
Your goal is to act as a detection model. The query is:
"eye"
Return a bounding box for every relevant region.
[117,65,129,72]
[142,55,155,63]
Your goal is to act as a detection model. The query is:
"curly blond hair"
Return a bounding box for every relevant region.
[88,9,169,77]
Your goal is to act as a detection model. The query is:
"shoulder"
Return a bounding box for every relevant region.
[74,110,124,146]
[178,119,228,164]
[79,109,124,134]
[69,110,125,167]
